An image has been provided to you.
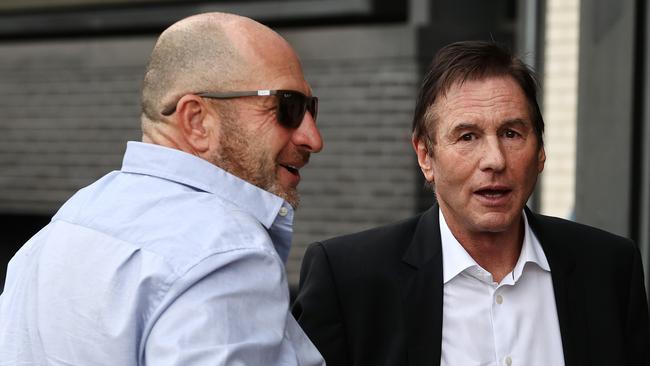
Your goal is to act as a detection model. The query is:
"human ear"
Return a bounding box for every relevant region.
[175,94,211,154]
[537,146,546,173]
[412,135,435,183]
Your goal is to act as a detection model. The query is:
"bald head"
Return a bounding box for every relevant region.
[140,13,296,127]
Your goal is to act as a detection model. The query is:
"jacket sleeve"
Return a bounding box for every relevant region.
[292,242,350,366]
[625,245,650,365]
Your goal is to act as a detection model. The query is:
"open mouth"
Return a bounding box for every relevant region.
[280,164,300,176]
[474,188,512,198]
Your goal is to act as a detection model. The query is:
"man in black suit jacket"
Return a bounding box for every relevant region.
[292,41,650,366]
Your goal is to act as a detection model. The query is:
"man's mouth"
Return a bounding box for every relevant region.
[280,164,300,176]
[474,187,512,199]
[278,151,309,182]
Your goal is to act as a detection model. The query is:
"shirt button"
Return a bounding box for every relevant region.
[279,207,289,217]
[496,294,503,304]
[505,356,512,366]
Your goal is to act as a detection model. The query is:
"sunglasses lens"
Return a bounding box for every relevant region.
[277,91,318,129]
[309,97,318,121]
[276,91,304,129]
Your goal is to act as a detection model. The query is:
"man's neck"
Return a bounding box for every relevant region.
[445,214,525,283]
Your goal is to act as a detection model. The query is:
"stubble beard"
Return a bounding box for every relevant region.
[213,116,301,209]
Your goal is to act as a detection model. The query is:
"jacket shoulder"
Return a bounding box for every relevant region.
[310,213,425,267]
[323,213,422,247]
[529,212,636,255]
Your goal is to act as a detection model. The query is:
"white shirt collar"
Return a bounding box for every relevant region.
[440,208,550,284]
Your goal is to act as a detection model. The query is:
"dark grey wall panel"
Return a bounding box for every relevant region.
[575,0,637,237]
[639,0,650,284]
[0,0,407,38]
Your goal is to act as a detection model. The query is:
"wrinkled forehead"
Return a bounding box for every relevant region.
[442,77,527,108]
[425,76,531,134]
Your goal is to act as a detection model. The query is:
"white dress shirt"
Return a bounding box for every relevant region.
[440,209,565,366]
[0,141,324,366]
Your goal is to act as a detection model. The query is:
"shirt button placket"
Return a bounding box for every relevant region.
[505,356,512,366]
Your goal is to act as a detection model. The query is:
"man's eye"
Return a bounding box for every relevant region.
[460,133,474,141]
[504,130,519,138]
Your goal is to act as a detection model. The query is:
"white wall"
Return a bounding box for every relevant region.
[540,0,580,219]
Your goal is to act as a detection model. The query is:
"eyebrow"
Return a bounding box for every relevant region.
[501,118,529,129]
[446,118,531,137]
[448,122,478,135]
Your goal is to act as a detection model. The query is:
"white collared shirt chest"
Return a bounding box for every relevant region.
[440,209,565,366]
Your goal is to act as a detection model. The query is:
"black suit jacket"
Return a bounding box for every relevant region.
[292,205,650,366]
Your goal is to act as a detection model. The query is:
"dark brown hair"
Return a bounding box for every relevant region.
[412,40,544,148]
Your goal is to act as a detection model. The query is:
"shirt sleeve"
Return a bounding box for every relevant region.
[143,248,296,366]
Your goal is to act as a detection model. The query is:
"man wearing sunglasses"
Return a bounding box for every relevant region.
[0,12,324,366]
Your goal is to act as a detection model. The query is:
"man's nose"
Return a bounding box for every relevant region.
[479,136,506,172]
[292,111,323,153]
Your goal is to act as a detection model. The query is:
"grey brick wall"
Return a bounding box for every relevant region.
[0,26,422,285]
[0,38,152,213]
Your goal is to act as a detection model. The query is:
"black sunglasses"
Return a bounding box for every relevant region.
[161,89,318,129]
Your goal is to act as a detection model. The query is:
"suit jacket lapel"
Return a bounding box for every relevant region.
[525,208,582,366]
[400,205,444,366]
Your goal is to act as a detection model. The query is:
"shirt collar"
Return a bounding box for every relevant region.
[513,210,551,279]
[120,141,293,231]
[440,209,479,284]
[440,208,550,284]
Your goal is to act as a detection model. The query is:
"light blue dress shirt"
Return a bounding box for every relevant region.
[0,141,325,366]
